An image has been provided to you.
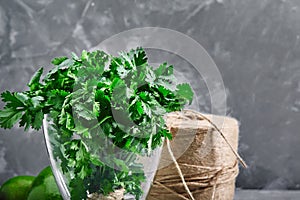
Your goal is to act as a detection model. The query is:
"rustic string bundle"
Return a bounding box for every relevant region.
[147,110,246,200]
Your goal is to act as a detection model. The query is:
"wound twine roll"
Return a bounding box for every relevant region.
[147,110,244,200]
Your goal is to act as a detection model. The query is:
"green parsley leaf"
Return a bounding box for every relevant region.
[51,56,68,65]
[32,110,44,130]
[0,108,23,129]
[1,91,25,109]
[28,67,43,91]
[176,83,194,104]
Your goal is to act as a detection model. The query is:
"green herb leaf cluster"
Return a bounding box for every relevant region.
[0,47,193,199]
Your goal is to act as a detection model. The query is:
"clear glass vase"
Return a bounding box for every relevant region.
[43,114,163,200]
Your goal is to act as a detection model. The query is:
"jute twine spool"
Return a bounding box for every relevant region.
[147,110,245,200]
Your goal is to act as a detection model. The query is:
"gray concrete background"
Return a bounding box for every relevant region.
[0,0,300,191]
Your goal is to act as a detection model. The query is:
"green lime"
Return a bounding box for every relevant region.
[27,166,63,200]
[0,175,35,200]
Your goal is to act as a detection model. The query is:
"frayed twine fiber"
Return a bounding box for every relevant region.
[147,110,246,200]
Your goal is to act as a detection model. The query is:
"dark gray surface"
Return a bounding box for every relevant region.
[234,190,300,200]
[0,0,300,191]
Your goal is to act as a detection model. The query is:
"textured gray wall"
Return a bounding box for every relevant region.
[0,0,300,190]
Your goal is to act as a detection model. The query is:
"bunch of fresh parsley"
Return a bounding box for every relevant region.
[0,47,193,200]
